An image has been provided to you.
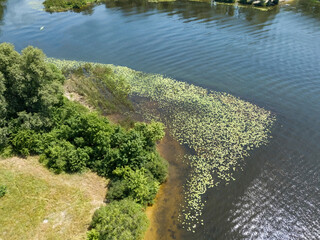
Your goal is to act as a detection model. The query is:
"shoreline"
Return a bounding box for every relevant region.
[107,112,189,240]
[143,130,189,240]
[51,57,275,237]
[65,69,185,239]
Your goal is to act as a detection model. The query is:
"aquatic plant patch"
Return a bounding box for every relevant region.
[48,58,275,232]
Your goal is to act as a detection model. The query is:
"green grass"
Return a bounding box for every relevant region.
[0,157,107,240]
[64,64,133,115]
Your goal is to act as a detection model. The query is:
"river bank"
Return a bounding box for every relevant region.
[95,99,189,240]
[144,132,187,240]
[62,64,185,240]
[50,58,274,237]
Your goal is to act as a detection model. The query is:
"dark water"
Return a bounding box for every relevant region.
[1,0,320,239]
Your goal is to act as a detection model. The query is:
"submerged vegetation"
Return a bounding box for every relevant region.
[49,58,275,232]
[0,43,168,239]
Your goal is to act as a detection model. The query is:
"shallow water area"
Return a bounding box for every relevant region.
[1,0,320,239]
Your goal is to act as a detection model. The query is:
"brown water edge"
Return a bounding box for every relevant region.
[108,96,190,240]
[144,130,188,240]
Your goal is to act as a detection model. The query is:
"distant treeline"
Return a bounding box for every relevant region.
[43,0,101,12]
[42,0,278,13]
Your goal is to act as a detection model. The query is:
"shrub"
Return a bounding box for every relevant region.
[108,166,159,205]
[0,72,7,124]
[0,185,7,198]
[11,129,41,156]
[144,152,168,184]
[133,121,165,149]
[0,127,9,151]
[88,199,149,240]
[106,180,127,201]
[40,140,88,173]
[97,128,147,177]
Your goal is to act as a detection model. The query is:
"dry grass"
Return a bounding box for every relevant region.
[0,156,108,240]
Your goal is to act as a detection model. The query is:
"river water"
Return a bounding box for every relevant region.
[1,0,319,239]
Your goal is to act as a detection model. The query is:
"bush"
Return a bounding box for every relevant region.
[40,140,88,173]
[133,121,165,149]
[95,127,147,178]
[0,185,7,198]
[88,199,149,240]
[11,129,41,156]
[106,180,127,201]
[0,72,7,124]
[144,152,168,184]
[108,166,159,206]
[0,127,9,151]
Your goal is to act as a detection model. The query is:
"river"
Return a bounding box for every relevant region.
[0,0,319,239]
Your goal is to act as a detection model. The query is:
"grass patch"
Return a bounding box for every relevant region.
[0,157,107,240]
[64,64,132,115]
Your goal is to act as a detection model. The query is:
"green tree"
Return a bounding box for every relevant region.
[0,72,8,149]
[0,72,7,122]
[0,43,64,122]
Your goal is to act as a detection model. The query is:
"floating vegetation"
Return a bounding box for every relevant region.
[48,58,275,232]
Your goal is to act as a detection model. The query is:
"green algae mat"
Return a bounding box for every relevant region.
[48,59,275,232]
